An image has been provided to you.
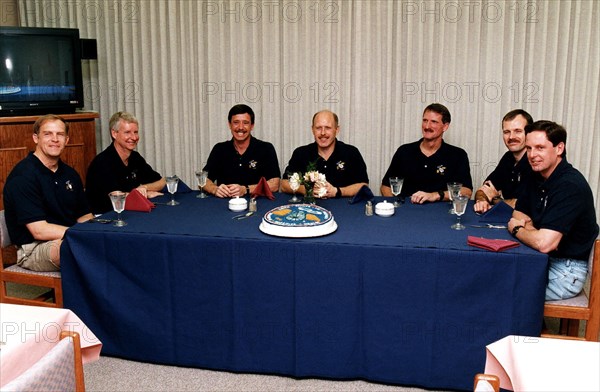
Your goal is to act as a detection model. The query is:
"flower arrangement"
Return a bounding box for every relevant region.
[290,160,327,203]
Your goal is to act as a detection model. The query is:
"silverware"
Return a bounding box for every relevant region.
[470,224,507,229]
[232,211,255,220]
[88,218,113,224]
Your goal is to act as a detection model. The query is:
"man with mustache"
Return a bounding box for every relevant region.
[508,120,598,300]
[280,110,369,198]
[474,109,534,213]
[381,103,472,203]
[203,104,280,198]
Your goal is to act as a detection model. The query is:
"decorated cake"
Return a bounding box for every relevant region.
[259,204,338,238]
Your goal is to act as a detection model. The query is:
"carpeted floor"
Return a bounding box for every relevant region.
[84,356,433,392]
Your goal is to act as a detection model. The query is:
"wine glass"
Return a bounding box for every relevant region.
[195,169,209,199]
[389,177,404,207]
[447,182,462,214]
[288,172,300,203]
[108,191,128,227]
[166,176,180,206]
[451,195,469,230]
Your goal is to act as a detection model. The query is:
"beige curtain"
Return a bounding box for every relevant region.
[19,0,600,219]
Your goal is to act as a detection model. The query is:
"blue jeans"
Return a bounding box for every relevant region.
[546,257,588,301]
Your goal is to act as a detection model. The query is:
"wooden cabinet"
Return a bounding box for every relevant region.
[0,112,98,209]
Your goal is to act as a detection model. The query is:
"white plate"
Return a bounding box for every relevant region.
[259,220,338,238]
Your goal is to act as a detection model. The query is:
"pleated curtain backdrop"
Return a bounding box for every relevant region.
[18,0,600,220]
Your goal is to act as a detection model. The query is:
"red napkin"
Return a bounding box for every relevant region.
[467,236,520,252]
[250,177,275,200]
[125,189,155,212]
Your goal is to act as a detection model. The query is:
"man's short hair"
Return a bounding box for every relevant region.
[33,114,68,135]
[228,104,255,124]
[312,110,339,128]
[423,103,451,124]
[525,120,567,157]
[109,111,138,132]
[502,109,533,126]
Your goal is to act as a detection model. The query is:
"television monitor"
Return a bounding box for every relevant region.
[0,26,84,116]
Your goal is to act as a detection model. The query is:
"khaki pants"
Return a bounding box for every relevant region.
[17,241,60,272]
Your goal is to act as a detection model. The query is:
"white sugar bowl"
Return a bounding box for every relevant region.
[375,200,395,217]
[228,197,248,212]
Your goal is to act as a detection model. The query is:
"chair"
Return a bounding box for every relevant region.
[0,147,28,210]
[0,210,63,307]
[1,331,85,392]
[473,373,499,392]
[542,239,600,341]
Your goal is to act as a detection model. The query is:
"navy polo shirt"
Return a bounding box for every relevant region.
[516,159,599,260]
[85,143,163,214]
[485,151,533,200]
[204,136,280,186]
[3,152,90,246]
[381,139,473,196]
[283,140,369,187]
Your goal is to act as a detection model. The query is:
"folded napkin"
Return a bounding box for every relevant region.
[251,177,275,200]
[467,236,520,252]
[161,179,192,194]
[479,201,513,224]
[125,189,155,212]
[349,185,375,204]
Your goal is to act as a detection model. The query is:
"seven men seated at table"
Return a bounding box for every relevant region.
[280,110,369,198]
[203,104,281,198]
[5,106,598,281]
[85,111,166,214]
[3,115,94,271]
[474,109,534,213]
[507,121,599,300]
[380,103,473,203]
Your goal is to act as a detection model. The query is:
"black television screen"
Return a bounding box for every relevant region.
[0,26,84,116]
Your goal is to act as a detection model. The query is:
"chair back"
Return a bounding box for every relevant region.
[1,331,85,392]
[0,210,11,249]
[473,373,499,392]
[543,239,600,341]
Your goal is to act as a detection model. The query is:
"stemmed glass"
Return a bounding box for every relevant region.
[288,172,300,203]
[108,191,128,227]
[389,177,404,207]
[195,169,209,198]
[451,195,469,230]
[447,182,462,214]
[166,176,180,206]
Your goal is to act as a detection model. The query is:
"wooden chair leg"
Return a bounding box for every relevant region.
[567,320,580,337]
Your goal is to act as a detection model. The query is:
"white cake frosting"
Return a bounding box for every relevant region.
[259,204,338,238]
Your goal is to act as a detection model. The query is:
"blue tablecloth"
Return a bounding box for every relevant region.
[61,192,548,390]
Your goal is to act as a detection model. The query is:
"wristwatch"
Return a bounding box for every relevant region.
[511,225,524,237]
[437,190,445,201]
[245,186,250,195]
[336,187,342,198]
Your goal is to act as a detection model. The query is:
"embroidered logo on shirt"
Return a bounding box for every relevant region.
[65,180,73,191]
[436,165,446,175]
[249,160,258,169]
[336,161,346,171]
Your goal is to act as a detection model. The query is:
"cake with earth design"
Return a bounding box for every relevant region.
[259,204,338,238]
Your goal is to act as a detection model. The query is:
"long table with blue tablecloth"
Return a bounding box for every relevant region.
[61,191,548,390]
